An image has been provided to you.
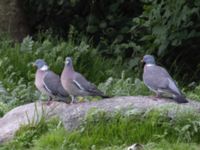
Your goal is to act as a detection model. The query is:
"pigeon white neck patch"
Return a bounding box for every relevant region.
[40,65,49,71]
[65,60,70,65]
[146,64,155,67]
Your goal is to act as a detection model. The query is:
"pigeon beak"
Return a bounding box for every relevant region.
[140,59,144,63]
[32,62,36,67]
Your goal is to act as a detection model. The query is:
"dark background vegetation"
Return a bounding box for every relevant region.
[1,0,199,83]
[18,0,200,84]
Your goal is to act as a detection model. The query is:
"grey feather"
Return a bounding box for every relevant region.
[73,72,104,96]
[73,79,85,90]
[43,71,69,98]
[167,78,181,95]
[61,57,109,100]
[143,65,181,94]
[142,55,188,103]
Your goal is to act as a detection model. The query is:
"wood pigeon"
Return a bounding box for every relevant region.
[33,59,70,104]
[142,55,188,103]
[61,57,109,103]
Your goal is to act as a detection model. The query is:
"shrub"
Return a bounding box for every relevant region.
[0,36,129,109]
[129,0,200,83]
[98,71,150,96]
[0,112,62,150]
[32,106,200,149]
[0,102,9,117]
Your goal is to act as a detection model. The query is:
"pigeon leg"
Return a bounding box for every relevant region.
[70,95,77,104]
[47,96,53,105]
[151,92,161,100]
[155,92,161,98]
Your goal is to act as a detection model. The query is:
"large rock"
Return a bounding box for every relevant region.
[0,96,200,143]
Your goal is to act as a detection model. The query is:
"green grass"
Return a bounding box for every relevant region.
[98,72,150,96]
[0,116,62,150]
[36,107,200,149]
[32,128,67,150]
[2,106,200,150]
[144,141,200,150]
[186,85,200,102]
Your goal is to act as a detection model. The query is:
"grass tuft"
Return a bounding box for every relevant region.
[1,104,200,150]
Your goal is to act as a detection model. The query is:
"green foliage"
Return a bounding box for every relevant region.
[0,113,62,150]
[79,107,200,149]
[0,37,127,110]
[144,141,200,150]
[128,0,200,83]
[0,82,9,116]
[20,0,143,77]
[21,0,142,40]
[32,128,67,150]
[10,0,200,83]
[133,0,200,55]
[0,102,9,117]
[2,106,200,150]
[98,71,150,96]
[187,84,200,101]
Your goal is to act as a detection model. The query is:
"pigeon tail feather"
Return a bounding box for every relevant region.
[174,95,188,103]
[101,95,111,98]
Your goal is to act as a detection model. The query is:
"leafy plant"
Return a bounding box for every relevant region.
[0,102,9,117]
[186,84,200,101]
[0,36,130,110]
[33,106,200,149]
[98,71,150,96]
[0,106,62,150]
[131,0,200,55]
[128,0,200,83]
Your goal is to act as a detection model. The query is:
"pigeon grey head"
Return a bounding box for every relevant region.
[143,55,156,64]
[65,57,73,68]
[34,59,48,70]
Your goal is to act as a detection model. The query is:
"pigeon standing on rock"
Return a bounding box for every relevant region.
[142,55,188,103]
[33,59,70,105]
[61,57,109,103]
